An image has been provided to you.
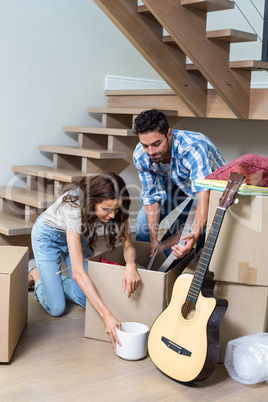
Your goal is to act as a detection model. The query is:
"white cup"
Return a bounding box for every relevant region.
[116,322,149,361]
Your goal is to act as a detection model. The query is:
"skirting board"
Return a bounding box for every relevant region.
[105,75,268,90]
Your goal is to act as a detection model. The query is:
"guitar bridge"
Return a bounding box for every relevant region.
[161,336,191,357]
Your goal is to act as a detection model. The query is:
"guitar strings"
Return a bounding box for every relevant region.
[170,209,224,343]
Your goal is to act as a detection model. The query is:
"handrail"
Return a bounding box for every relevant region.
[262,0,268,61]
[234,0,268,61]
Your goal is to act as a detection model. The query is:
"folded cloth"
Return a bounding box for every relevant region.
[206,154,268,187]
[100,257,145,269]
[100,256,121,265]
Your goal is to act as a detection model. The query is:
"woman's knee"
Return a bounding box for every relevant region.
[48,302,66,317]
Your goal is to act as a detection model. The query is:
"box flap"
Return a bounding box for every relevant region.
[0,246,28,275]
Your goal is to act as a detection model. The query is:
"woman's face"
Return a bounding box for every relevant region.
[95,198,122,222]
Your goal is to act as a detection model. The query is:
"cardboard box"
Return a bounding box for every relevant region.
[207,190,268,286]
[0,246,29,362]
[183,265,268,364]
[214,281,268,363]
[85,241,195,342]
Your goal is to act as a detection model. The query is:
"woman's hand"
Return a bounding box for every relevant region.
[103,311,122,351]
[122,263,141,298]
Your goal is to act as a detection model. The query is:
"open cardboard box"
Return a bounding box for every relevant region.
[207,190,268,286]
[85,241,195,342]
[0,246,28,363]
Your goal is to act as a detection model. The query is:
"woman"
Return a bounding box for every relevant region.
[29,172,140,350]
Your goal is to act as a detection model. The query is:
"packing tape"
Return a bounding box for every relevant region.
[238,262,257,285]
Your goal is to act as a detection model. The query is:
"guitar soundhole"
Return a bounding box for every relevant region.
[181,300,196,320]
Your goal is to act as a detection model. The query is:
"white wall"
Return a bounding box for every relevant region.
[175,118,268,163]
[0,0,267,190]
[207,0,268,87]
[0,0,161,187]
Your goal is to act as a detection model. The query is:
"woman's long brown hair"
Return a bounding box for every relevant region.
[60,172,131,254]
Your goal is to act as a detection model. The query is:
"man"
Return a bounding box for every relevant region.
[133,109,225,260]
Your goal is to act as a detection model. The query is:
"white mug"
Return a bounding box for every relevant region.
[116,322,149,361]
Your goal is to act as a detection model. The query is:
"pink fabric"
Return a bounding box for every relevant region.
[206,154,268,187]
[100,256,120,266]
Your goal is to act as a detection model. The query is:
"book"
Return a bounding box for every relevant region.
[195,179,268,196]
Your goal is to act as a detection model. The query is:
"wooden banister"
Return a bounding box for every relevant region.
[143,0,251,119]
[93,0,207,117]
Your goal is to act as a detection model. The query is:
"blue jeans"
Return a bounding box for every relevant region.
[136,186,192,239]
[31,216,90,316]
[135,186,205,255]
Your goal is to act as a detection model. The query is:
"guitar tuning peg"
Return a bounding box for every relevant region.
[234,198,239,205]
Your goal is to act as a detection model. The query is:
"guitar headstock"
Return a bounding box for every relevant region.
[219,172,245,210]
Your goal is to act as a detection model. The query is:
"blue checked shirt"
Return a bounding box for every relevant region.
[133,129,225,205]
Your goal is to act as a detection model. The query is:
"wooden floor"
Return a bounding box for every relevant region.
[0,292,267,401]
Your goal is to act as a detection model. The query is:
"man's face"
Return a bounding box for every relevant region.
[138,129,172,163]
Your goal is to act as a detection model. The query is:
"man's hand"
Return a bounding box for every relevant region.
[148,238,159,257]
[171,191,210,259]
[144,203,161,257]
[122,263,141,298]
[171,232,196,259]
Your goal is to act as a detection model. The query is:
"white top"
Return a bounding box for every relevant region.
[41,190,82,233]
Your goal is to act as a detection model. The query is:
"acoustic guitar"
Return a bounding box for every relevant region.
[148,172,245,383]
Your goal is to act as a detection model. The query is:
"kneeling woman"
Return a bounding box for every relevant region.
[29,172,140,349]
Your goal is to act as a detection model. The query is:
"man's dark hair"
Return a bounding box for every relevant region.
[133,109,169,137]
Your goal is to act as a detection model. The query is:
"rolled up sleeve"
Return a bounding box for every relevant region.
[134,150,166,205]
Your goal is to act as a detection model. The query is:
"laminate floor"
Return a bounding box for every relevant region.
[0,291,267,402]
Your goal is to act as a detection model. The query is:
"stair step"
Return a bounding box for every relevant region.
[181,0,234,12]
[12,165,93,182]
[207,29,257,43]
[230,60,268,71]
[0,187,56,209]
[39,145,129,159]
[87,107,178,116]
[0,212,33,236]
[138,1,234,14]
[105,89,175,96]
[63,126,135,136]
[186,60,268,71]
[164,29,257,44]
[137,5,151,15]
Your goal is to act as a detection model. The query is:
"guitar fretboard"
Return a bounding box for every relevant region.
[186,207,225,305]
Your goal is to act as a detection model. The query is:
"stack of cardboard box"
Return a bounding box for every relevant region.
[85,190,268,364]
[205,190,268,362]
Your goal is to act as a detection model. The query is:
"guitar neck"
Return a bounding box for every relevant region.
[186,206,226,305]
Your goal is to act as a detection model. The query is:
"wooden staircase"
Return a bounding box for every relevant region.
[93,0,268,119]
[1,0,268,248]
[0,105,180,248]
